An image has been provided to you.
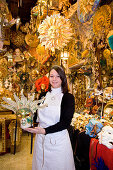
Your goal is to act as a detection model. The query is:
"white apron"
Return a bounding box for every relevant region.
[32,88,75,170]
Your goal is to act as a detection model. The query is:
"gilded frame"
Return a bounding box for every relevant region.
[0,119,6,153]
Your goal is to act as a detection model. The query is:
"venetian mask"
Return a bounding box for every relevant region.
[92,105,99,115]
[17,108,33,128]
[85,98,94,107]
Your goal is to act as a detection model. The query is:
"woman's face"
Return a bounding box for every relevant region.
[49,69,62,88]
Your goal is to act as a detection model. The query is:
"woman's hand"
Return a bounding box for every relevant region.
[24,127,46,135]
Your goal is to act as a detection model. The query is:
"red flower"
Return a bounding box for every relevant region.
[35,76,49,92]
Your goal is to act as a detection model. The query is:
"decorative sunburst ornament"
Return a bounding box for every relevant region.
[38,14,74,52]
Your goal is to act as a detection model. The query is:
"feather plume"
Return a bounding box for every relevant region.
[1,104,17,113]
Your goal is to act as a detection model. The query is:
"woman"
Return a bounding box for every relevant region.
[25,65,75,170]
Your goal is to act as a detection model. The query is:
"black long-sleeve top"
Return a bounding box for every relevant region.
[39,92,75,135]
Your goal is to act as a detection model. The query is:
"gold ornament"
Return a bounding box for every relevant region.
[81,49,89,59]
[25,34,39,47]
[0,58,8,78]
[93,5,111,35]
[104,98,113,115]
[36,44,49,64]
[103,49,111,58]
[31,5,39,16]
[38,14,74,52]
[0,82,5,95]
[10,31,25,47]
[103,49,112,67]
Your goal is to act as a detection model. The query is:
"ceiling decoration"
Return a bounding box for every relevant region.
[5,0,112,25]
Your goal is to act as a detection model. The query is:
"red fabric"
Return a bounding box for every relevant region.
[89,138,113,170]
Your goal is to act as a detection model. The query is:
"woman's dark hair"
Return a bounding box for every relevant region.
[48,65,68,94]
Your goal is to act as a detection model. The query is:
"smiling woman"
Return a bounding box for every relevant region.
[49,69,62,89]
[24,65,76,170]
